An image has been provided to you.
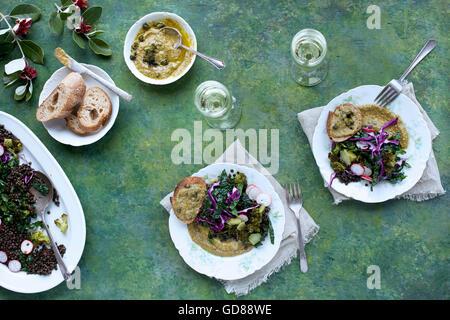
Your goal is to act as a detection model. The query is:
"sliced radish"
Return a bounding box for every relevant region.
[361,175,374,182]
[350,164,365,176]
[247,185,262,200]
[0,217,2,230]
[8,260,21,272]
[20,240,34,255]
[256,192,272,206]
[238,214,248,222]
[0,251,7,263]
[363,166,373,176]
[0,144,4,156]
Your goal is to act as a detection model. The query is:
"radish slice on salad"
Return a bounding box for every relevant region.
[0,144,4,156]
[0,250,7,263]
[8,260,21,272]
[238,214,248,222]
[20,240,34,255]
[0,217,2,230]
[256,192,272,206]
[350,164,365,176]
[246,184,262,200]
[363,166,373,177]
[361,175,374,182]
[356,141,369,150]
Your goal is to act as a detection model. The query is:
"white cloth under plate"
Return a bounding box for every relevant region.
[160,139,319,296]
[297,81,445,204]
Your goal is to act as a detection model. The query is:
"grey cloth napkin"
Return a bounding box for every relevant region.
[160,139,319,296]
[297,81,445,204]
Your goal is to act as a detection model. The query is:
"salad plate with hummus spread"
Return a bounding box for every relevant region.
[312,85,432,203]
[168,163,285,281]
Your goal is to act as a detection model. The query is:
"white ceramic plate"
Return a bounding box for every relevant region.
[39,64,119,146]
[312,85,432,203]
[168,163,285,281]
[123,12,197,85]
[0,111,86,293]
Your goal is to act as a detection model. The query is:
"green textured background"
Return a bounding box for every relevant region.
[0,0,448,299]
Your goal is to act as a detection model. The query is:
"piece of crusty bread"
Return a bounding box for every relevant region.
[36,72,86,122]
[77,87,112,132]
[171,176,207,224]
[65,113,88,135]
[326,104,363,142]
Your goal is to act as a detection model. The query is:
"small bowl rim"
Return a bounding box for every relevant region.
[123,12,197,85]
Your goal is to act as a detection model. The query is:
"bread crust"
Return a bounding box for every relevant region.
[172,176,207,224]
[78,87,112,132]
[65,114,88,135]
[326,104,362,142]
[36,72,86,122]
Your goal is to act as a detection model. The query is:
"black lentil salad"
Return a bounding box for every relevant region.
[0,125,65,275]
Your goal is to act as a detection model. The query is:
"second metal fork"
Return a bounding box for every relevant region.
[374,39,436,107]
[286,182,308,273]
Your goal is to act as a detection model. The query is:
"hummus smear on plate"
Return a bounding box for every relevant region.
[130,19,193,80]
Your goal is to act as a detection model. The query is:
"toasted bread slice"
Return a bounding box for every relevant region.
[36,72,86,122]
[171,176,207,224]
[77,87,112,132]
[326,104,363,142]
[65,114,88,135]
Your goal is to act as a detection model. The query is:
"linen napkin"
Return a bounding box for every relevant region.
[297,81,445,204]
[160,139,320,296]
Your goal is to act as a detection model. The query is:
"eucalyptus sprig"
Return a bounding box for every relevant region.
[49,0,112,56]
[0,4,44,101]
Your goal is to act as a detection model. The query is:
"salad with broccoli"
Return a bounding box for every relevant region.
[329,118,410,190]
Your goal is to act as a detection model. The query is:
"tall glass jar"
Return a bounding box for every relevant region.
[290,28,328,87]
[194,81,241,130]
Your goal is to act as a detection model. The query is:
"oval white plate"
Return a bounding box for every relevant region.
[168,163,285,281]
[312,85,432,203]
[0,111,86,293]
[39,64,119,146]
[123,11,197,85]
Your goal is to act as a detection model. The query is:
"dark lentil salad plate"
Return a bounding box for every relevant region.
[0,112,86,293]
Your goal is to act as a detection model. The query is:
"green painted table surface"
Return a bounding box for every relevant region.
[0,0,448,299]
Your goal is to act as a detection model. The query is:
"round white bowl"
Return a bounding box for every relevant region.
[123,12,197,85]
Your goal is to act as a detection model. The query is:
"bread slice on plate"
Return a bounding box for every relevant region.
[77,87,112,132]
[326,103,363,142]
[36,72,86,122]
[65,113,88,135]
[170,176,207,224]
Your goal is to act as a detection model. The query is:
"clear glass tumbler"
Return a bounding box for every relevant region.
[290,28,328,87]
[194,80,241,130]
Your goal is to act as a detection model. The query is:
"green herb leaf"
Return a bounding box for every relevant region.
[72,30,86,49]
[61,0,73,6]
[88,37,112,56]
[0,42,14,56]
[3,71,22,88]
[20,40,44,64]
[10,4,41,21]
[14,84,27,101]
[25,81,33,101]
[86,29,105,37]
[49,12,64,35]
[82,6,102,25]
[0,29,14,44]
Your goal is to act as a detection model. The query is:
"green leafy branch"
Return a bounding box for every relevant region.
[49,0,112,56]
[0,4,44,101]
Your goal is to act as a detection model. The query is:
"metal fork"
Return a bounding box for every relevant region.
[286,182,308,273]
[374,39,436,107]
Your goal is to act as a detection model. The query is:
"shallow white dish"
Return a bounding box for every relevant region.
[312,85,432,203]
[0,111,86,293]
[168,163,285,281]
[123,11,197,85]
[39,64,119,147]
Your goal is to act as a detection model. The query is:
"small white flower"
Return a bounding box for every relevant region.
[66,6,81,30]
